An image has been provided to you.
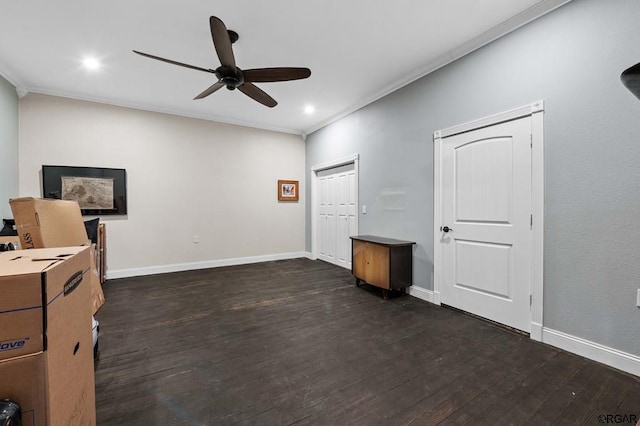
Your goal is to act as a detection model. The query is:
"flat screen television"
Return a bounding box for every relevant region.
[42,165,127,215]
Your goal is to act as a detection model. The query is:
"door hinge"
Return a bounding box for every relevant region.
[530,294,533,306]
[530,214,533,229]
[530,134,533,148]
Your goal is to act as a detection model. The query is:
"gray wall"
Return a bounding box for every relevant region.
[306,0,640,356]
[0,75,18,219]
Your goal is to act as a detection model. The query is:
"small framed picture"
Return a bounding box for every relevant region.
[278,180,299,201]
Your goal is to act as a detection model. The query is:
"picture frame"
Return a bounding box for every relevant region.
[42,165,128,215]
[277,180,299,201]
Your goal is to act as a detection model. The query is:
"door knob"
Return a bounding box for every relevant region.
[441,226,453,233]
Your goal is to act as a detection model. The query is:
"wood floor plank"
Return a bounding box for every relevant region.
[94,259,640,425]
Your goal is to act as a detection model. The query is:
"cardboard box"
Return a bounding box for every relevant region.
[9,197,89,249]
[0,353,46,425]
[0,246,96,425]
[0,246,89,360]
[0,352,96,426]
[9,197,105,314]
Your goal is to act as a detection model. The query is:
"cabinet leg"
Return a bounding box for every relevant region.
[355,278,362,287]
[382,289,390,300]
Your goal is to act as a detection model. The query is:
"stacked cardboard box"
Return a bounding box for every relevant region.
[4,198,105,424]
[9,197,105,313]
[9,198,88,250]
[0,247,96,425]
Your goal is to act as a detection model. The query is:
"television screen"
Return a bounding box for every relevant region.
[42,165,127,215]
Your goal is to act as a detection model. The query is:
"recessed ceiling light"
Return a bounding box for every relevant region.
[304,105,316,115]
[82,57,101,71]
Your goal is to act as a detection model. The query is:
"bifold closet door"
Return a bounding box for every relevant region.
[317,163,357,269]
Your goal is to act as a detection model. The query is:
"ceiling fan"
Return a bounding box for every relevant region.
[133,16,311,108]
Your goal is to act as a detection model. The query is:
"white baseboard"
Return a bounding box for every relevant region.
[542,327,640,377]
[408,286,436,303]
[106,251,309,280]
[407,289,639,377]
[408,286,442,305]
[305,251,315,260]
[530,322,543,342]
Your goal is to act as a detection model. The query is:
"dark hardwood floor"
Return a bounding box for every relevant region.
[95,259,640,425]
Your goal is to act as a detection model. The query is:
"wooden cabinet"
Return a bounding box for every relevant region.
[350,235,415,299]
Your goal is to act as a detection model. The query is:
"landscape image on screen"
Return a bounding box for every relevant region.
[61,176,114,209]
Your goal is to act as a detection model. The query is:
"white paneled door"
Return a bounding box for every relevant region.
[440,116,532,332]
[317,163,357,269]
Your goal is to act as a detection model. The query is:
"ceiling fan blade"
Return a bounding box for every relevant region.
[133,50,214,74]
[621,62,640,100]
[194,81,225,100]
[238,83,277,108]
[243,68,311,83]
[210,16,236,68]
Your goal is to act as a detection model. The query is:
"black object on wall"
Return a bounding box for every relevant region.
[42,165,127,216]
[621,62,640,100]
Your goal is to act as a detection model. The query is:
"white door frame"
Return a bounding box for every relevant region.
[433,101,545,341]
[311,154,360,263]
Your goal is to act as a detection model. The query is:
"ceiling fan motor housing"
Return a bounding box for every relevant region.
[216,66,244,90]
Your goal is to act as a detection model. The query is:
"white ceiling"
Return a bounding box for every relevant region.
[0,0,570,135]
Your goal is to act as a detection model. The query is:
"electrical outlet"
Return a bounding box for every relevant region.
[362,205,367,214]
[193,235,199,244]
